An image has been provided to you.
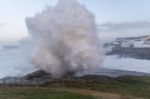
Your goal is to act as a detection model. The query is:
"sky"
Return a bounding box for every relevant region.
[0,0,150,42]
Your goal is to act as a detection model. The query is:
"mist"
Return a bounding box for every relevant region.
[25,0,104,77]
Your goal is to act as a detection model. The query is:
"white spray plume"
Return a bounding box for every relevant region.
[26,0,104,77]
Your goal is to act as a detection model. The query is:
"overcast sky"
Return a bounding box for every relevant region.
[0,0,150,42]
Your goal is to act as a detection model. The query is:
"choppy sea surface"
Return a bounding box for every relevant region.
[0,48,36,78]
[103,55,150,73]
[0,48,150,78]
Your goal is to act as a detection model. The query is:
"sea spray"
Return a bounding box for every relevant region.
[26,0,104,77]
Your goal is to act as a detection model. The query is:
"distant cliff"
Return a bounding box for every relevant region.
[105,35,150,60]
[106,46,150,60]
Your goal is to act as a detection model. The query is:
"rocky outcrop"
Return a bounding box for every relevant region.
[0,69,150,86]
[0,70,55,85]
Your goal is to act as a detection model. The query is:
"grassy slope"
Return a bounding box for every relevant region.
[95,76,150,98]
[48,76,150,98]
[0,87,137,99]
[0,76,150,99]
[0,87,94,99]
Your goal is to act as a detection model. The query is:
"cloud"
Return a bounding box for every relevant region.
[97,21,150,42]
[99,21,150,33]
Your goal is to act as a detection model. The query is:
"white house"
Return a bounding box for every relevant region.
[113,35,150,48]
[105,35,150,48]
[134,36,150,48]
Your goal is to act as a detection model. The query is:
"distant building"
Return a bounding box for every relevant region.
[134,36,150,48]
[142,36,150,44]
[105,35,150,48]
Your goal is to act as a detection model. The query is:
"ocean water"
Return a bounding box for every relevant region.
[103,55,150,73]
[0,48,150,78]
[0,48,36,78]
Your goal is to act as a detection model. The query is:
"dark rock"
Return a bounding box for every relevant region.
[0,70,55,85]
[0,69,150,86]
[24,70,51,80]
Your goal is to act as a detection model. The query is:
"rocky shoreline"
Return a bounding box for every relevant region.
[0,68,150,86]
